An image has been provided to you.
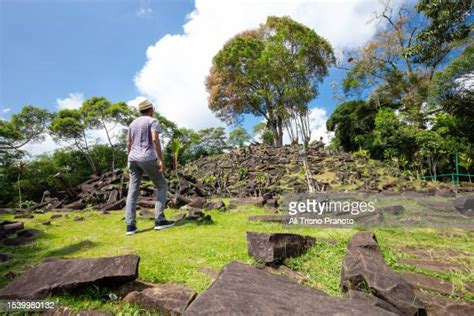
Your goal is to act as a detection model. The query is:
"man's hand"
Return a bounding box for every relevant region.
[159,159,166,173]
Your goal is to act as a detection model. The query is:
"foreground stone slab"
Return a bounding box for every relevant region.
[184,261,394,315]
[454,195,474,217]
[347,290,400,314]
[415,291,474,316]
[397,258,468,273]
[398,271,455,296]
[0,221,24,236]
[124,283,196,315]
[246,232,315,263]
[0,255,139,299]
[341,232,424,315]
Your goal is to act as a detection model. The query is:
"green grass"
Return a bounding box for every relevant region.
[0,204,473,313]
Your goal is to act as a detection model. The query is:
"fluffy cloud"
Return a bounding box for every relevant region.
[308,107,333,144]
[2,108,11,114]
[126,96,149,110]
[56,92,84,110]
[135,0,399,130]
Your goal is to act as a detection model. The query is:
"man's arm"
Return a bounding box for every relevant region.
[152,130,165,172]
[127,133,132,155]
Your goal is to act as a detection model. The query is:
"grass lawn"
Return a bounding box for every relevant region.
[0,204,473,313]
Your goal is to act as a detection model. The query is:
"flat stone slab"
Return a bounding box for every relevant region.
[341,232,424,315]
[184,261,395,315]
[378,205,405,215]
[246,232,315,263]
[0,255,139,299]
[398,271,455,295]
[397,258,469,273]
[347,290,400,314]
[396,247,472,259]
[0,221,24,235]
[124,283,196,315]
[454,195,474,217]
[415,290,474,316]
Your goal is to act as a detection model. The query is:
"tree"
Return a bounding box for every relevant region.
[0,106,51,157]
[326,101,379,152]
[82,97,133,171]
[49,109,97,174]
[227,127,250,148]
[342,1,472,128]
[253,122,273,145]
[206,16,334,146]
[428,46,474,133]
[410,0,472,74]
[415,129,449,180]
[168,139,184,170]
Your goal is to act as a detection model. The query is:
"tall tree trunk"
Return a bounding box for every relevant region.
[102,121,116,171]
[300,148,316,193]
[75,139,96,175]
[276,117,284,146]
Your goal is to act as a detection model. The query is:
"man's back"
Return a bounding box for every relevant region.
[128,116,161,162]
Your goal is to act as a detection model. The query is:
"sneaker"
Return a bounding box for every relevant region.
[154,220,175,230]
[126,225,137,235]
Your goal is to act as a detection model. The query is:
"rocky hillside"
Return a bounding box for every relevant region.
[182,144,447,197]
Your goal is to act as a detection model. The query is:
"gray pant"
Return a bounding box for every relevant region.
[125,160,167,226]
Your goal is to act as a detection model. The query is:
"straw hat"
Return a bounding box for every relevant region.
[137,99,154,111]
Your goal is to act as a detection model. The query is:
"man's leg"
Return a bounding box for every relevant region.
[139,160,168,223]
[125,161,143,229]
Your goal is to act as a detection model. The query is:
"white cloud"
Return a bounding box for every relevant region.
[56,92,84,110]
[135,0,402,130]
[308,107,333,144]
[2,108,11,113]
[23,134,62,157]
[126,96,149,110]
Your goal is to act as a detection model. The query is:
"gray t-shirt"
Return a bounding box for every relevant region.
[127,116,161,162]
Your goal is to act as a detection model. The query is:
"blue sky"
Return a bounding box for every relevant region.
[1,0,393,153]
[1,0,194,115]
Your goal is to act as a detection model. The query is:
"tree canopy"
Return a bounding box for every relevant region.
[206,16,335,146]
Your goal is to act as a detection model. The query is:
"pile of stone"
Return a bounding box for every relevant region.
[183,144,440,197]
[0,220,38,246]
[3,169,213,215]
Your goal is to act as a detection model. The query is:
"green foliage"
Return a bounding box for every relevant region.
[207,16,335,146]
[0,105,51,157]
[411,0,472,66]
[428,46,474,137]
[326,101,378,151]
[252,122,273,145]
[227,127,251,148]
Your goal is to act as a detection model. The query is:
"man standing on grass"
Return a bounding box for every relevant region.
[125,99,175,235]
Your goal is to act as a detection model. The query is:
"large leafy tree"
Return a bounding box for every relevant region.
[326,101,379,152]
[428,45,474,139]
[342,1,472,127]
[227,127,251,148]
[410,0,473,73]
[0,106,51,157]
[206,16,334,146]
[82,97,133,170]
[49,109,97,174]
